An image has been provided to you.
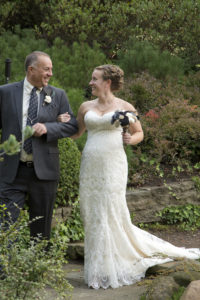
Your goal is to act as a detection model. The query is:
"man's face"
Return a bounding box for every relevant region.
[28,55,53,88]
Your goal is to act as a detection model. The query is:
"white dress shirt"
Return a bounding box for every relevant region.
[20,77,41,162]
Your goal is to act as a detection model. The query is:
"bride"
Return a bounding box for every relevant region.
[58,64,200,289]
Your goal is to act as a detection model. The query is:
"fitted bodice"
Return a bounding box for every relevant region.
[84,110,119,131]
[84,110,123,153]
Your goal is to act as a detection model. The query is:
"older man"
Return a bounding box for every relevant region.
[0,51,78,239]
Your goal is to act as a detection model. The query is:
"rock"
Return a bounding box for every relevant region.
[52,180,200,226]
[145,259,200,299]
[172,271,200,287]
[145,276,179,300]
[146,259,200,277]
[180,280,200,300]
[67,242,84,260]
[51,206,72,227]
[126,180,200,223]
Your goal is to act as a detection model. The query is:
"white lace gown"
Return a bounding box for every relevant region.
[79,110,200,289]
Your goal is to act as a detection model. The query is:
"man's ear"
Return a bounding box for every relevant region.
[28,65,34,73]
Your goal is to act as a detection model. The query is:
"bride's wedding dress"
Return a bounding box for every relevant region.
[79,110,200,289]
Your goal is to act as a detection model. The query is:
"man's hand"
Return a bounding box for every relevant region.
[32,123,47,136]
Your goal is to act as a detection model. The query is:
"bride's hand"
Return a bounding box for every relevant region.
[57,112,71,123]
[122,132,131,144]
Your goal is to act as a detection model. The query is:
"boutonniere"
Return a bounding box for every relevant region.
[43,86,55,106]
[44,95,52,104]
[111,110,139,132]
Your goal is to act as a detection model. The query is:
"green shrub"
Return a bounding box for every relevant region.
[191,176,200,192]
[117,72,182,115]
[141,100,200,164]
[179,71,200,107]
[157,204,200,231]
[52,197,84,242]
[0,0,46,33]
[66,88,85,116]
[35,0,134,56]
[0,27,49,84]
[0,28,106,91]
[49,38,107,90]
[0,209,72,299]
[35,0,200,69]
[118,39,185,80]
[1,0,200,70]
[57,138,81,207]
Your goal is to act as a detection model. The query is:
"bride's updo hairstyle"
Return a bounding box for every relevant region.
[95,64,124,92]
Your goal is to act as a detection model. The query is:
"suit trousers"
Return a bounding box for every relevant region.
[0,162,58,239]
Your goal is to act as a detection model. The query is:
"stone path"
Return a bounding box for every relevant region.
[66,260,147,300]
[45,260,148,300]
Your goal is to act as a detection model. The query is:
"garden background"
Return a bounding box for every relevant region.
[0,1,200,298]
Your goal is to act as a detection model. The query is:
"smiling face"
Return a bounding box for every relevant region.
[89,69,110,96]
[27,55,53,88]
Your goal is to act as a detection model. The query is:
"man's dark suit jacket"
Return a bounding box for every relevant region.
[0,80,78,183]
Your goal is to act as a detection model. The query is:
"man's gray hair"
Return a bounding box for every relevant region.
[25,51,50,71]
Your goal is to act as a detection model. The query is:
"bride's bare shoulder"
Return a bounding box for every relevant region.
[79,99,97,115]
[116,98,136,112]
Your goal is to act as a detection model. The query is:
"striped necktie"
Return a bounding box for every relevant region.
[23,87,38,154]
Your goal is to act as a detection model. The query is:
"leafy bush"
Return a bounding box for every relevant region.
[0,127,33,161]
[35,0,134,56]
[1,0,200,70]
[0,27,49,84]
[49,38,107,90]
[0,209,72,299]
[0,0,46,34]
[52,197,84,243]
[57,138,81,207]
[127,0,200,70]
[35,0,200,69]
[179,71,200,107]
[118,73,166,114]
[0,28,106,92]
[141,100,200,165]
[66,88,85,116]
[118,71,200,115]
[118,39,185,80]
[157,204,200,231]
[118,73,200,185]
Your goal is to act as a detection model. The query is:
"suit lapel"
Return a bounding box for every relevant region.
[38,86,56,121]
[39,89,45,110]
[14,80,24,131]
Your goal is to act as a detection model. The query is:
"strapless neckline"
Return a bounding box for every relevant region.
[85,110,114,118]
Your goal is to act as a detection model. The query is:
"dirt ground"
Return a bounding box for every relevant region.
[147,226,200,248]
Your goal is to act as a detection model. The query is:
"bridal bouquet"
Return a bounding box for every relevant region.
[111,110,139,132]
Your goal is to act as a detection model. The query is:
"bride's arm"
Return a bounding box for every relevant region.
[123,121,144,145]
[121,102,144,145]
